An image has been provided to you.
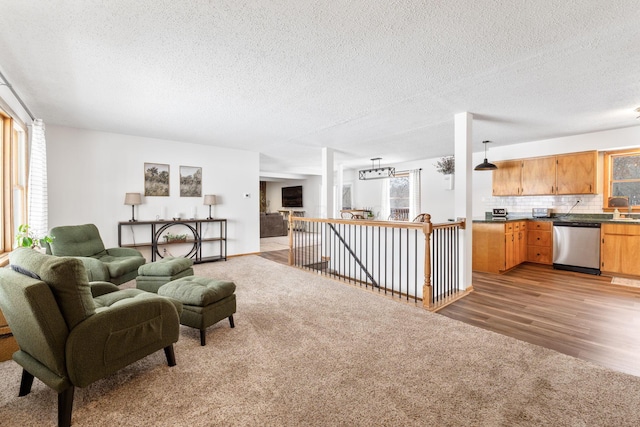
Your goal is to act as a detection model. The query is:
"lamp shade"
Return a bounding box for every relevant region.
[474,159,498,171]
[474,140,498,171]
[124,192,142,205]
[203,194,217,206]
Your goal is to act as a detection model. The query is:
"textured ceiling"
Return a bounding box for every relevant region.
[0,1,639,176]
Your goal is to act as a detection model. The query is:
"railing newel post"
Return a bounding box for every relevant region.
[422,214,433,309]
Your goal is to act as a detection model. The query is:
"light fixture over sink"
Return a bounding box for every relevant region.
[474,140,498,171]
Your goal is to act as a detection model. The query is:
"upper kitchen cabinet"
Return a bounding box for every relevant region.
[556,151,597,194]
[521,156,556,195]
[492,160,522,196]
[492,151,597,196]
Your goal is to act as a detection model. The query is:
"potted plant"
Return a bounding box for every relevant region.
[435,156,455,175]
[15,224,53,249]
[435,156,455,190]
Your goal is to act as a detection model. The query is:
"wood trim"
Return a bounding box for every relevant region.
[2,115,13,253]
[602,148,640,212]
[289,216,465,231]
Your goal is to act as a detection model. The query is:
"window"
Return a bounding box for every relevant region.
[603,148,640,211]
[1,110,28,261]
[341,184,352,209]
[389,173,410,220]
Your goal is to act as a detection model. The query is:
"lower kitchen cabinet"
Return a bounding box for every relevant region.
[473,221,527,273]
[601,223,640,276]
[527,221,553,264]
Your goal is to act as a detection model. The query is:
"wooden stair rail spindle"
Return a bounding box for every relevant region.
[422,214,433,309]
[288,210,294,266]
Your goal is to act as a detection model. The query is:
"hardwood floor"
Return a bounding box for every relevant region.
[438,263,640,377]
[260,247,640,377]
[258,248,289,264]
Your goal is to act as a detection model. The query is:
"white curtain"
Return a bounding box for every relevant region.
[409,169,421,221]
[28,119,48,237]
[380,179,390,220]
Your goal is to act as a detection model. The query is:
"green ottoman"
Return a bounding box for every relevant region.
[136,257,194,293]
[158,276,236,346]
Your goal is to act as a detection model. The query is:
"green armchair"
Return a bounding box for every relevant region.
[45,223,145,285]
[0,248,182,427]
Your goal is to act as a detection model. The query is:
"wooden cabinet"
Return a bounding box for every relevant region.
[492,151,597,196]
[527,221,553,264]
[504,223,516,271]
[492,160,522,196]
[556,151,597,194]
[601,223,640,277]
[473,221,527,273]
[517,222,528,264]
[521,157,556,195]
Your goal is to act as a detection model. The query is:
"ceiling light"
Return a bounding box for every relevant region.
[474,141,498,171]
[359,157,396,180]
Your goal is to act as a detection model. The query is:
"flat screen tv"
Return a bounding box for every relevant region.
[282,185,303,207]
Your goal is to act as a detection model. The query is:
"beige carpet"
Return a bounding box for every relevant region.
[2,256,640,426]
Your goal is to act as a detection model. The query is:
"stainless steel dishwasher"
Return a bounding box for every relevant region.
[552,221,601,275]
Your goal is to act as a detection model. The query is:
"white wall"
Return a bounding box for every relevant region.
[347,125,640,223]
[264,176,322,217]
[46,125,260,256]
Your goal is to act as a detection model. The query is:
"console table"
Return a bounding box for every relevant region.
[118,219,227,263]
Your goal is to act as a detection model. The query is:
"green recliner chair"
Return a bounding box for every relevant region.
[45,223,145,285]
[0,248,182,427]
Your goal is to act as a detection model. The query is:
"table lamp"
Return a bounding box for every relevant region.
[124,192,142,222]
[204,194,217,219]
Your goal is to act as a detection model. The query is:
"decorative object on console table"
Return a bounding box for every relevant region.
[204,194,217,219]
[163,233,188,243]
[124,192,142,222]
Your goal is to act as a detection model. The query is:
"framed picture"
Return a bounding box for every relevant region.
[144,163,170,196]
[180,166,202,197]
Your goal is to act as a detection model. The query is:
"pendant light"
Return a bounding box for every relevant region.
[474,140,498,171]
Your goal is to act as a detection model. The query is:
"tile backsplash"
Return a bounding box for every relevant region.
[483,194,604,216]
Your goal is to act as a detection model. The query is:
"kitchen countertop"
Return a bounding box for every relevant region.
[473,214,640,224]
